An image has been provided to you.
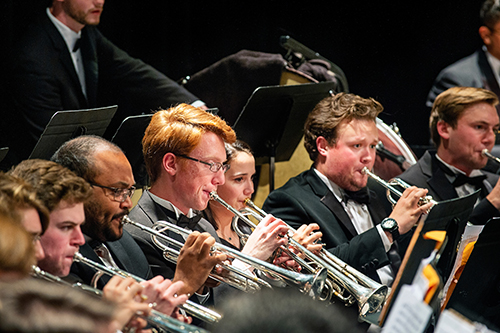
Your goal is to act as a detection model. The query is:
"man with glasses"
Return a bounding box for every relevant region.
[51,135,225,319]
[427,0,500,110]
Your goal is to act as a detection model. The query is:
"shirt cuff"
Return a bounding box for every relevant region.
[195,289,210,304]
[191,100,206,108]
[376,224,393,252]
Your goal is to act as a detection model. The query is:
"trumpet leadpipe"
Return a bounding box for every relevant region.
[72,252,222,324]
[482,149,500,164]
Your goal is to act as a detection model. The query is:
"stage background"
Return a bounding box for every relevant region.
[0,0,485,152]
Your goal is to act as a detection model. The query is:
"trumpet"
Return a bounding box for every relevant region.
[31,265,210,333]
[482,148,500,164]
[72,252,222,324]
[128,216,328,299]
[362,167,437,207]
[210,192,389,318]
[122,215,271,293]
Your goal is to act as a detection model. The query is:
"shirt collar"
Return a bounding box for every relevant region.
[435,153,484,178]
[46,7,81,53]
[313,167,345,202]
[148,190,197,218]
[484,45,500,83]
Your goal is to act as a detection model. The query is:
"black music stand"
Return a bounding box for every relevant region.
[446,217,500,331]
[0,147,8,164]
[377,191,480,327]
[232,81,337,191]
[29,105,118,160]
[111,114,153,187]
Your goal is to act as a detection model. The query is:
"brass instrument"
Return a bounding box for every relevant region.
[210,192,389,319]
[141,217,327,299]
[122,215,271,293]
[482,149,500,164]
[31,266,210,333]
[362,167,437,207]
[72,252,222,324]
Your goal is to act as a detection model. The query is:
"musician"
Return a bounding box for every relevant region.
[398,86,500,225]
[126,104,291,304]
[0,172,49,263]
[263,93,433,286]
[12,158,190,322]
[4,0,204,166]
[427,0,500,111]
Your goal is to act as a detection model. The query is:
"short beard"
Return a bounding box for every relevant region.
[83,199,127,243]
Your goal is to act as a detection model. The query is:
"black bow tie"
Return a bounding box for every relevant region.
[452,173,487,188]
[177,214,203,230]
[344,188,371,205]
[73,38,81,52]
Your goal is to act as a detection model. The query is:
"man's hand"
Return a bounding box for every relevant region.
[141,276,188,316]
[173,231,227,295]
[389,186,435,239]
[241,214,288,261]
[292,223,323,254]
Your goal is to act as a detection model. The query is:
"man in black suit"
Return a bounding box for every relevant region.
[6,0,203,164]
[427,0,500,111]
[263,93,432,287]
[399,87,500,225]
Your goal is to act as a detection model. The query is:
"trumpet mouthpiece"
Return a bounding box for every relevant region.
[482,149,489,156]
[209,191,218,200]
[361,167,369,174]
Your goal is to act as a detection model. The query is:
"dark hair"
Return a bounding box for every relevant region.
[51,135,123,183]
[304,93,383,162]
[481,0,500,28]
[10,160,92,212]
[429,87,499,147]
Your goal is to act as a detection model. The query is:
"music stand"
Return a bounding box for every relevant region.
[445,217,500,331]
[377,191,480,326]
[232,81,337,191]
[29,105,118,160]
[0,147,8,164]
[111,114,153,187]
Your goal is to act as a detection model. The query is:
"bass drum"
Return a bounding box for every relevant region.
[373,118,417,181]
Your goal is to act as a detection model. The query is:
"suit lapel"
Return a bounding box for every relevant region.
[43,14,88,107]
[81,27,98,107]
[423,152,459,201]
[305,169,358,239]
[478,49,500,117]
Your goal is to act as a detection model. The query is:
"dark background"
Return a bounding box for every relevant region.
[0,0,486,156]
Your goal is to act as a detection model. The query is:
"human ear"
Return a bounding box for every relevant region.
[479,26,492,45]
[436,120,451,140]
[316,136,330,156]
[162,153,178,175]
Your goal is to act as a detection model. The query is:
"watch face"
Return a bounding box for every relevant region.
[382,219,396,229]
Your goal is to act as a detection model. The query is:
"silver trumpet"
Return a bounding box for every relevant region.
[482,148,500,164]
[122,215,271,293]
[362,167,438,207]
[72,252,222,324]
[210,192,389,319]
[123,215,327,299]
[31,265,210,333]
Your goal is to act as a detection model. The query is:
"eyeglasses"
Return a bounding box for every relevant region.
[90,183,136,203]
[177,154,230,173]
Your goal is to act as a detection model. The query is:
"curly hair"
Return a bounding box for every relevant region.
[143,104,236,183]
[10,160,92,212]
[304,93,383,162]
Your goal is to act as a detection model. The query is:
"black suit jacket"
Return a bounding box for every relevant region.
[427,48,500,111]
[126,190,220,279]
[6,12,199,163]
[398,150,500,225]
[69,229,152,290]
[262,167,395,280]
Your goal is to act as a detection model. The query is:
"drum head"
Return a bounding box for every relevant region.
[374,118,417,180]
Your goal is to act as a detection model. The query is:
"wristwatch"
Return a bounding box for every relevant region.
[381,218,400,241]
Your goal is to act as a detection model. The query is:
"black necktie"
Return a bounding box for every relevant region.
[344,188,371,205]
[452,173,487,188]
[73,38,81,52]
[177,214,203,230]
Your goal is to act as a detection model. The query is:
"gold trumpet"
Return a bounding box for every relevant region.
[482,148,500,164]
[130,216,328,299]
[31,265,210,333]
[72,252,222,324]
[210,192,389,319]
[362,167,437,207]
